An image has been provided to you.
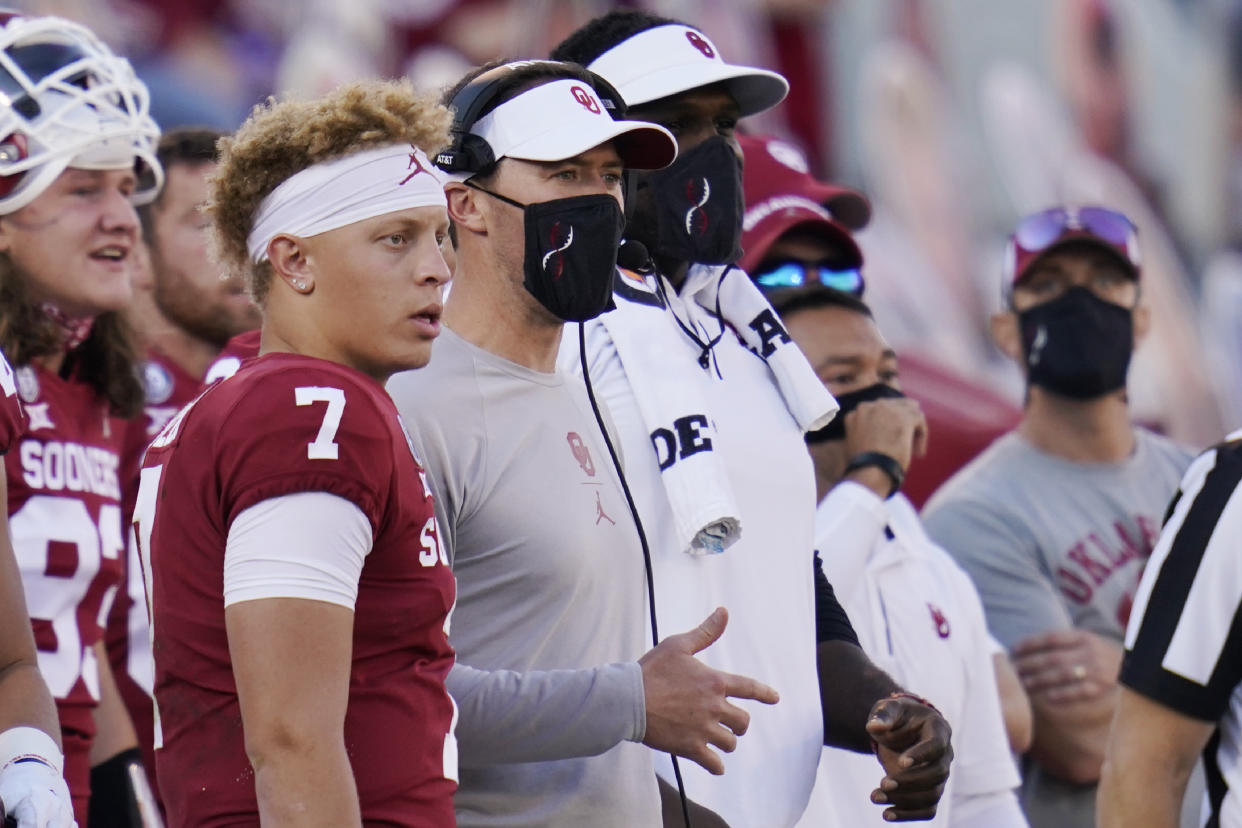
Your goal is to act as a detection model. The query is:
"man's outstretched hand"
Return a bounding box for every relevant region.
[640,607,780,775]
[865,695,953,822]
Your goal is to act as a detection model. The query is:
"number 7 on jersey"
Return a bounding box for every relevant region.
[295,386,345,460]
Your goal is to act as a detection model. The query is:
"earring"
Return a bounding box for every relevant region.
[292,278,308,291]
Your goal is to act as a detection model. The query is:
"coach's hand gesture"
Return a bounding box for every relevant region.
[639,607,779,775]
[866,696,953,821]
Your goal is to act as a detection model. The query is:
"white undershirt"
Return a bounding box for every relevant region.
[223,492,373,610]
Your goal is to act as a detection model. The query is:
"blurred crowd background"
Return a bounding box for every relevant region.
[19,0,1242,452]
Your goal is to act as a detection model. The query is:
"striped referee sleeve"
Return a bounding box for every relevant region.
[1121,436,1242,721]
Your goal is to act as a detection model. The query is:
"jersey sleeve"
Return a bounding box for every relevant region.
[211,368,397,535]
[0,348,26,453]
[1121,443,1242,721]
[223,492,373,609]
[447,660,645,767]
[923,496,1073,649]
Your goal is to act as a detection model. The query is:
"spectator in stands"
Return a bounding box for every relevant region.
[922,205,1194,828]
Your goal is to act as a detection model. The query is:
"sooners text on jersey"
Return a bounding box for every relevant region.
[6,362,127,819]
[136,353,457,826]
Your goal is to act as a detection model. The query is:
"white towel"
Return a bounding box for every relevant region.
[591,263,838,556]
[684,264,839,432]
[593,269,739,555]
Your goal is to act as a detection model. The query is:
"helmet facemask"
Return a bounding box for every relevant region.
[0,14,162,214]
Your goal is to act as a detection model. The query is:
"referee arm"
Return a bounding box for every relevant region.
[1098,688,1211,827]
[1098,440,1242,827]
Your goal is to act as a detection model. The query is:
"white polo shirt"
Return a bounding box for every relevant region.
[797,483,1024,827]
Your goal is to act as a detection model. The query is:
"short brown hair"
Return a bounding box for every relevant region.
[207,80,452,305]
[138,127,223,242]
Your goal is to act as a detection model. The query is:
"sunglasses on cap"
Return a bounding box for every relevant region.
[1007,206,1140,285]
[753,260,865,296]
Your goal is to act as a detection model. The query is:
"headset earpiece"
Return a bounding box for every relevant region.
[434,132,494,175]
[585,71,627,120]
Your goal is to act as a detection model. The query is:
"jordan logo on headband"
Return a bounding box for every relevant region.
[399,148,431,185]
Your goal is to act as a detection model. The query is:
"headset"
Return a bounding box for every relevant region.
[434,60,642,218]
[438,61,695,827]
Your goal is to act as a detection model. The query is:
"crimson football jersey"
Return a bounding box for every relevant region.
[107,348,203,797]
[136,353,457,827]
[0,347,26,451]
[6,362,128,823]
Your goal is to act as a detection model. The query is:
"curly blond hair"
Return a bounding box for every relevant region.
[208,79,452,305]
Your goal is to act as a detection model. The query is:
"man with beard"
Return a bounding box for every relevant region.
[132,128,261,430]
[552,11,952,826]
[923,206,1194,827]
[108,128,261,798]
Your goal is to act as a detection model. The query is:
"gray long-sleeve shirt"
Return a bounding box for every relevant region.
[388,328,659,828]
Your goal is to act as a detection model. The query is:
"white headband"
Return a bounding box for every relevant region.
[247,144,447,263]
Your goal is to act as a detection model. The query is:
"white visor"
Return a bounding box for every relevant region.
[451,78,676,182]
[589,25,788,117]
[247,144,447,263]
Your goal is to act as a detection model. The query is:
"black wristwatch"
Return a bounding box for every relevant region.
[843,451,905,499]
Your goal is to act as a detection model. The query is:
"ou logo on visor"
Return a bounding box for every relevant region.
[541,221,574,280]
[686,31,715,58]
[571,86,601,114]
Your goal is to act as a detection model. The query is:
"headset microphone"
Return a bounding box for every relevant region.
[616,239,652,273]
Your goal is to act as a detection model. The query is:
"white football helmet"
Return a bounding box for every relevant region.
[0,12,162,214]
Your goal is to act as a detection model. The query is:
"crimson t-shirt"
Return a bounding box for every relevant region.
[137,353,457,827]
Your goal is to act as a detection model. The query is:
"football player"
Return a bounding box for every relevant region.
[0,346,74,828]
[133,80,457,825]
[0,12,162,826]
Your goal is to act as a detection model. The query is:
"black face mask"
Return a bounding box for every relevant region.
[806,383,906,443]
[469,184,625,322]
[1017,286,1134,399]
[643,135,743,265]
